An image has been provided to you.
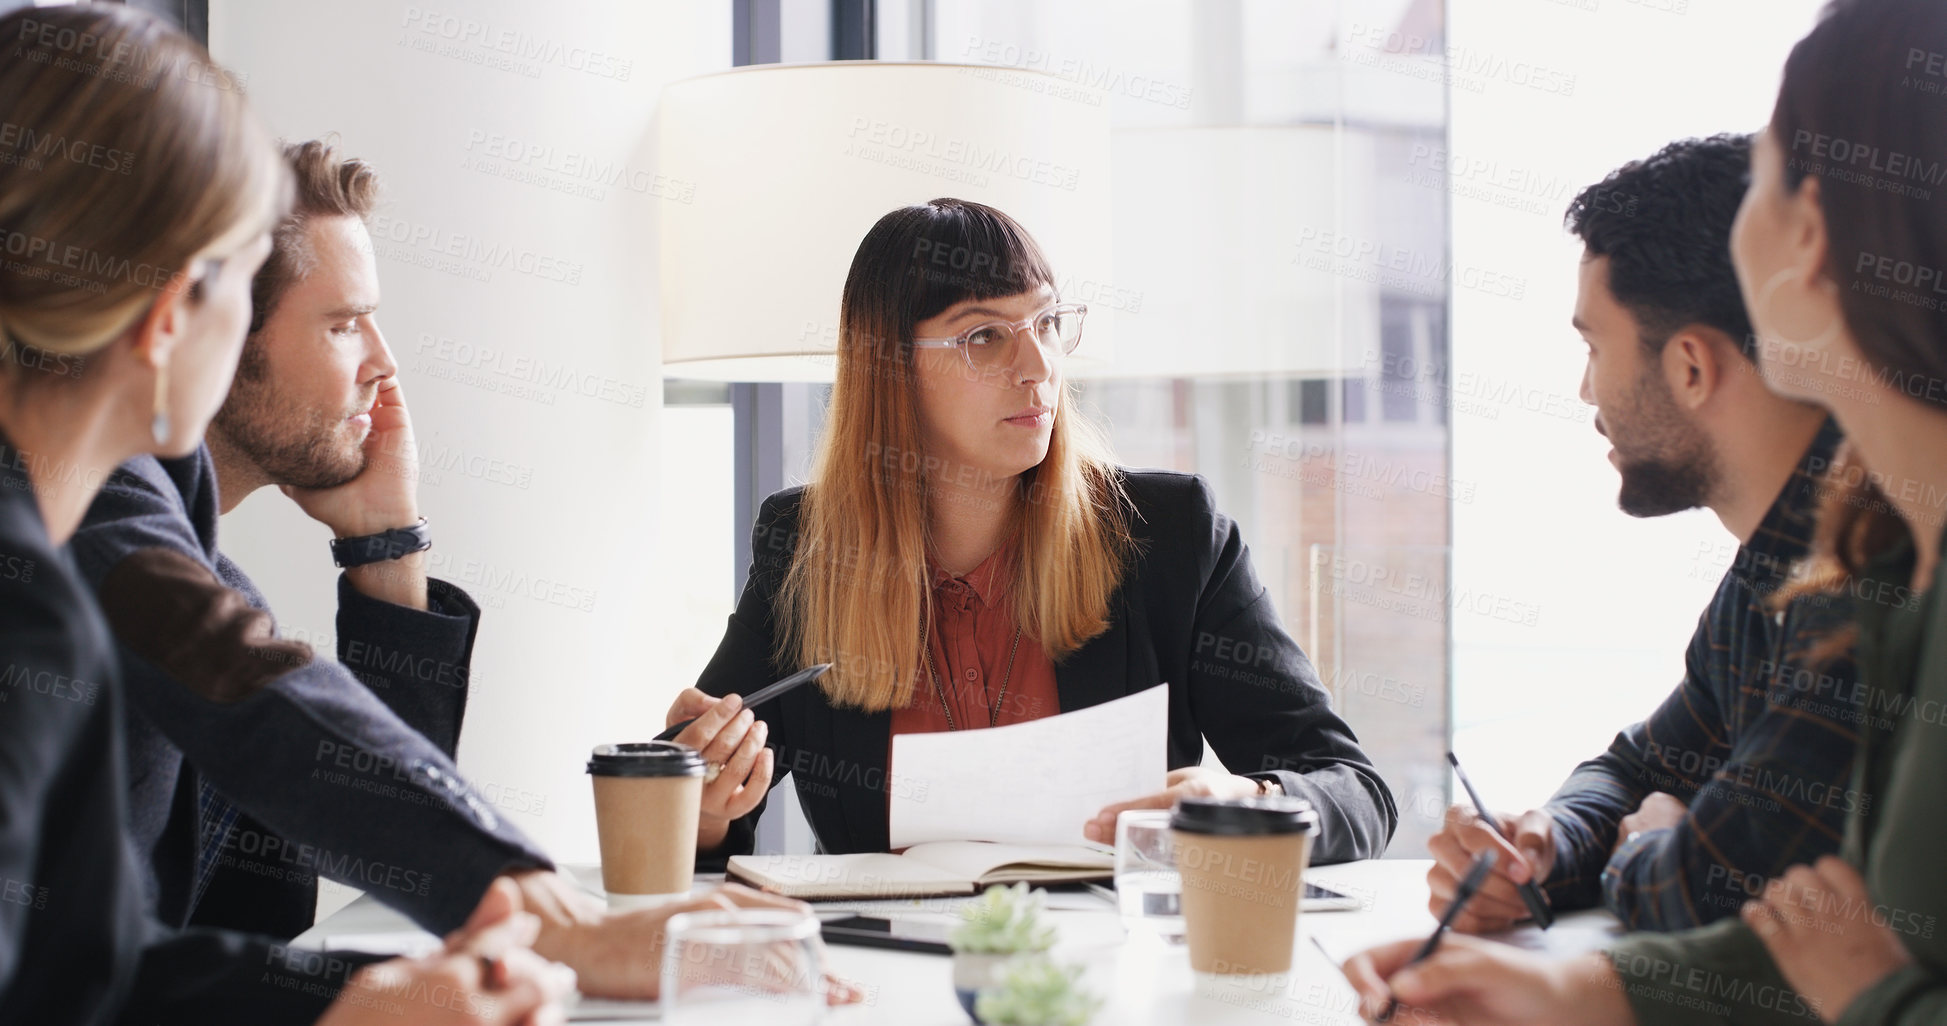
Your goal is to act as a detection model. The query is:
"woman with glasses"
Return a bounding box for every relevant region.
[667,198,1396,863]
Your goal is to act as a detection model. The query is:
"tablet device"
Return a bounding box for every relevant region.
[1304,880,1364,912]
[818,915,955,955]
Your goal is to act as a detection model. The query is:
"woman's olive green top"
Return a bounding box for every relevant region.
[1606,520,1946,1026]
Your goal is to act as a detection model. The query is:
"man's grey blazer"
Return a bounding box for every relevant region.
[69,447,551,938]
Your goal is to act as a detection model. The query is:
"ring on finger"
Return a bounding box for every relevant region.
[705,761,725,784]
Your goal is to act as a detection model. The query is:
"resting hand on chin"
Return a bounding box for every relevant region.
[284,375,420,536]
[1082,766,1264,845]
[285,376,427,608]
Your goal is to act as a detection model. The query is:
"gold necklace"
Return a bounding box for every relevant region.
[918,613,1022,731]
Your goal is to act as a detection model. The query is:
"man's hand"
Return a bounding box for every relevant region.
[1613,792,1686,859]
[666,690,773,853]
[508,868,606,964]
[1082,766,1262,845]
[1744,856,1911,1023]
[285,375,427,609]
[319,877,575,1026]
[512,870,861,1005]
[1342,935,1632,1026]
[1425,804,1556,933]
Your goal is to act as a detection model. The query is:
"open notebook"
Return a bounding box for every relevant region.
[726,841,1114,900]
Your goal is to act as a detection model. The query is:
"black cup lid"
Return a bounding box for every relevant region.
[1170,795,1318,836]
[586,741,706,778]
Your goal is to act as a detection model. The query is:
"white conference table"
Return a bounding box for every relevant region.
[297,859,1622,1024]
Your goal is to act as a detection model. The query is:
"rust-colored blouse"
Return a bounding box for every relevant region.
[889,544,1060,738]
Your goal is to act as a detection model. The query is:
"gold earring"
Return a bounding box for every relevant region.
[1751,265,1843,355]
[151,359,171,445]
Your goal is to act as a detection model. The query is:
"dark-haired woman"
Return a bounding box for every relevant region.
[1342,0,1947,1023]
[664,198,1396,865]
[0,7,570,1024]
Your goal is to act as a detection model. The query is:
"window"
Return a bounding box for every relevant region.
[1296,379,1331,426]
[930,0,1454,854]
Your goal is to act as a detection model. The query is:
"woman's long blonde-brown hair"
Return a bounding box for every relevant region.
[1768,0,1944,649]
[0,5,285,364]
[778,199,1133,712]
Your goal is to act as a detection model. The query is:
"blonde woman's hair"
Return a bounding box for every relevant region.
[778,199,1134,712]
[0,5,285,369]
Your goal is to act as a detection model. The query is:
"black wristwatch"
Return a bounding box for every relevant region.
[330,518,432,568]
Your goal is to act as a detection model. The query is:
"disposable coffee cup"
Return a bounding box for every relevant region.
[1171,795,1318,978]
[587,742,706,910]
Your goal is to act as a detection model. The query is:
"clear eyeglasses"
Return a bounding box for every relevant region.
[911,302,1087,372]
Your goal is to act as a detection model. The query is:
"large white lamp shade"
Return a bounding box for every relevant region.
[659,62,1115,382]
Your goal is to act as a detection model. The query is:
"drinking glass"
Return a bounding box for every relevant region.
[1114,809,1185,942]
[660,908,825,1025]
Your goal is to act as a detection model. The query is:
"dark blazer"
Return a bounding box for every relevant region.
[0,432,381,1025]
[696,469,1398,866]
[68,448,551,939]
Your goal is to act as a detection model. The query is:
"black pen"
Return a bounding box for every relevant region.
[1378,849,1498,1023]
[1447,750,1555,930]
[653,663,832,742]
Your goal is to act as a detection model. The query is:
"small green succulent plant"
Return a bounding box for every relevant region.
[949,882,1057,955]
[973,956,1103,1026]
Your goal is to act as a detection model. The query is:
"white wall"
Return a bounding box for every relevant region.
[209,0,732,871]
[1448,0,1828,806]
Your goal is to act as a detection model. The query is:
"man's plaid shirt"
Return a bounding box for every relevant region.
[1541,419,1866,931]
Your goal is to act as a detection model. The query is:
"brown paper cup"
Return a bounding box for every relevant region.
[1172,795,1318,977]
[588,742,705,907]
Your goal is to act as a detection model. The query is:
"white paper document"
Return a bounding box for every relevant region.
[888,683,1168,848]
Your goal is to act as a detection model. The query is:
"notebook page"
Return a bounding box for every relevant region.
[888,684,1168,848]
[902,841,1115,880]
[727,852,971,894]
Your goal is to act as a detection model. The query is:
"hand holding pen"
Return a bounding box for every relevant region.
[1377,850,1498,1022]
[1424,752,1558,933]
[1332,888,1634,1026]
[1447,752,1554,929]
[1305,851,1502,1023]
[661,664,831,850]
